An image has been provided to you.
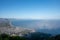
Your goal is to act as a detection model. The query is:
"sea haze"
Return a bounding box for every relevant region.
[10,19,60,35]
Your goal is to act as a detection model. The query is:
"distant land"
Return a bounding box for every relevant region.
[0,18,35,36]
[0,18,60,35]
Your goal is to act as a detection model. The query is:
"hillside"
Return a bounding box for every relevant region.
[0,18,35,36]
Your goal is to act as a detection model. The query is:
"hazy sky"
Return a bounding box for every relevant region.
[0,0,60,19]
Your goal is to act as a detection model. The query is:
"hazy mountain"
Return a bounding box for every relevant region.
[0,18,12,27]
[0,18,35,36]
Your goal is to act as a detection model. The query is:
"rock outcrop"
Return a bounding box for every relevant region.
[0,18,12,27]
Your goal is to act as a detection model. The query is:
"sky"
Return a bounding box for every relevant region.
[0,0,60,19]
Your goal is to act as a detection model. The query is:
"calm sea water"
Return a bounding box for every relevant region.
[11,20,60,35]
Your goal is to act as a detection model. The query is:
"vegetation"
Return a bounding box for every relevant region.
[0,33,26,40]
[0,32,60,40]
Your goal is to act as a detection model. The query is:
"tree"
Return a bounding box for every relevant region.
[0,33,10,40]
[55,34,60,40]
[9,36,26,40]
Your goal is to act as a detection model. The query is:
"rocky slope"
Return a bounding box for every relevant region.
[0,18,35,36]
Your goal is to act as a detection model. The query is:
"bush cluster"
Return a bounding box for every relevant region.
[0,32,60,40]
